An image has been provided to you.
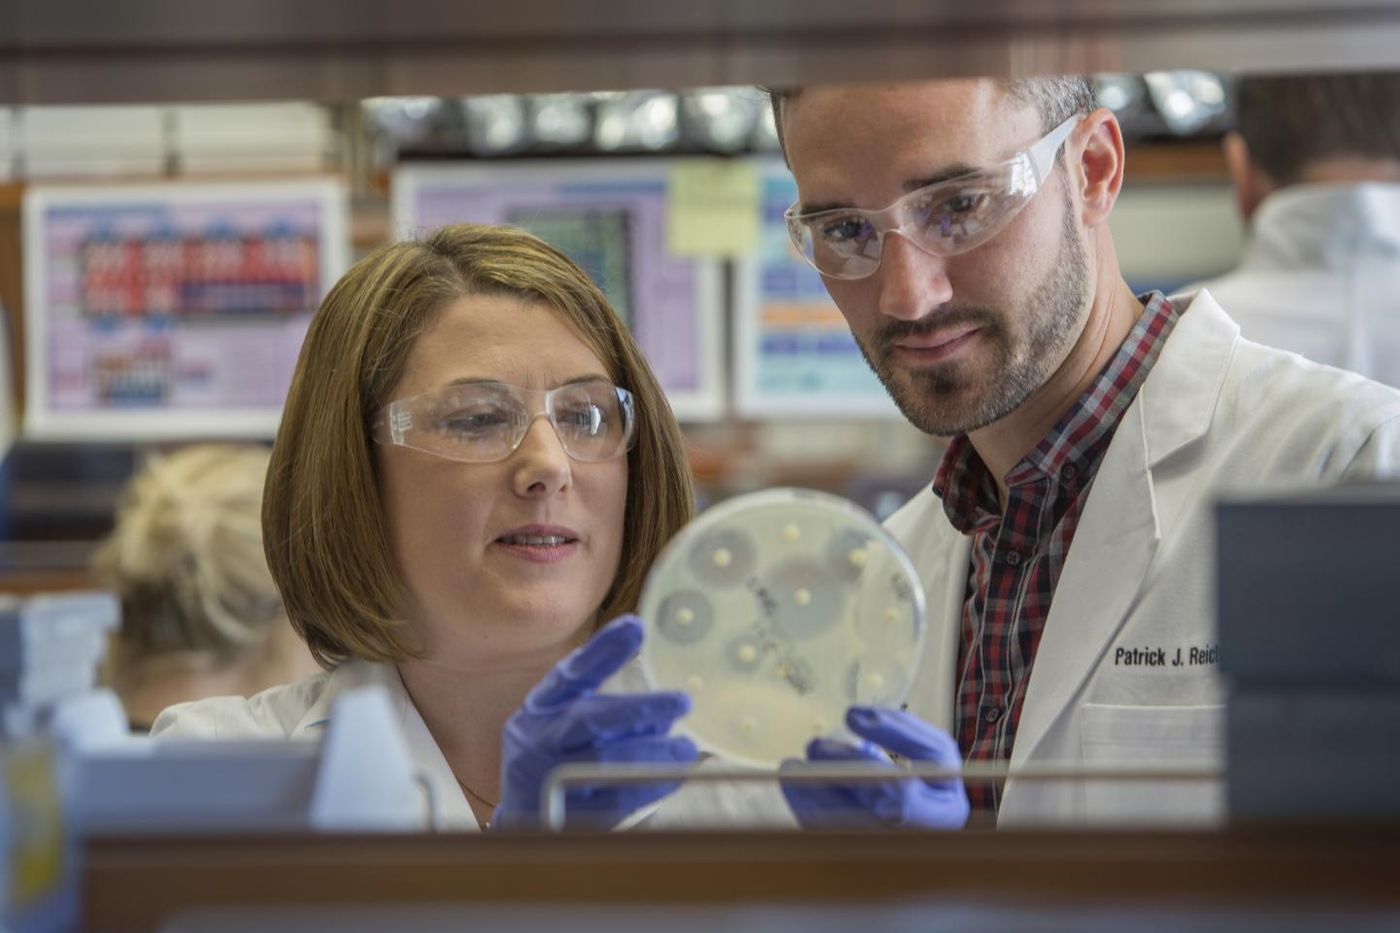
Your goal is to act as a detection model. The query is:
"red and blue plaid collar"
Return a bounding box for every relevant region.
[932,292,1181,533]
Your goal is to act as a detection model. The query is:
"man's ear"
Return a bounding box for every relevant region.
[1223,131,1274,223]
[1075,108,1126,229]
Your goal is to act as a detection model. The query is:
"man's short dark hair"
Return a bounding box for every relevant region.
[1235,72,1400,185]
[1002,76,1098,133]
[765,76,1095,164]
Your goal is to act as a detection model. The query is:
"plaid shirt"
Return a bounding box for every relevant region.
[931,292,1180,816]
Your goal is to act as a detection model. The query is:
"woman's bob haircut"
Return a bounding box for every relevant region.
[265,223,694,668]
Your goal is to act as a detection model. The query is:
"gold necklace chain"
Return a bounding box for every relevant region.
[456,777,499,811]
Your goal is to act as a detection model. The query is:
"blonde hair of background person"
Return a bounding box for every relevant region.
[264,224,694,669]
[93,444,319,731]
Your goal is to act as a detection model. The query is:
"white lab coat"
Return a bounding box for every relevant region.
[1197,182,1400,389]
[152,655,793,831]
[886,288,1400,828]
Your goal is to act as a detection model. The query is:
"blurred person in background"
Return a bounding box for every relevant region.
[93,443,319,732]
[1200,72,1400,386]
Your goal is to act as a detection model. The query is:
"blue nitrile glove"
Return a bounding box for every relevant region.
[492,614,699,830]
[780,705,970,830]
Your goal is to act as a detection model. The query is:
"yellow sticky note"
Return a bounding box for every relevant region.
[668,160,760,258]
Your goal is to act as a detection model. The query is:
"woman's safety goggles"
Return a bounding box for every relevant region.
[371,378,637,464]
[784,114,1083,280]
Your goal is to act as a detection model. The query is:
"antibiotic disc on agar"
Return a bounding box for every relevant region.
[638,488,926,769]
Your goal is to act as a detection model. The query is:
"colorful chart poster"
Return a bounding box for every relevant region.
[23,180,348,440]
[734,158,901,418]
[393,161,723,421]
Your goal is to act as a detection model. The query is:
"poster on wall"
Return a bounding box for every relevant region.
[23,179,348,440]
[733,158,901,419]
[393,160,724,421]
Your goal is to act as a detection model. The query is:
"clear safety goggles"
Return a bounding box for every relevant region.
[371,378,637,464]
[784,113,1083,280]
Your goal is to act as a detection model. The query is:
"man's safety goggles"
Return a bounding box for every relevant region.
[784,114,1083,280]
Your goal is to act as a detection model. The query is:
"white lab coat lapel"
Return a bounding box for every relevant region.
[1007,398,1160,772]
[287,660,389,736]
[288,659,479,831]
[1005,290,1238,775]
[393,693,480,831]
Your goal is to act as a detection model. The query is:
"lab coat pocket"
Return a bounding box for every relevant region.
[1079,703,1225,828]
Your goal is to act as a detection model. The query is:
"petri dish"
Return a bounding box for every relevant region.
[638,487,926,769]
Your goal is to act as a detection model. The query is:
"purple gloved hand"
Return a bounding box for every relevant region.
[780,705,970,830]
[492,615,698,830]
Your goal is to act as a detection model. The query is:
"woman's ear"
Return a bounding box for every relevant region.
[1075,108,1126,229]
[1223,131,1274,223]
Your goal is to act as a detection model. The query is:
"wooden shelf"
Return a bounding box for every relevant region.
[1126,139,1229,184]
[7,0,1400,105]
[83,826,1400,930]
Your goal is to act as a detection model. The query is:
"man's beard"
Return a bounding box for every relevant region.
[855,200,1089,437]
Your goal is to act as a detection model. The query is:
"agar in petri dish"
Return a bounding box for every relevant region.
[638,488,926,768]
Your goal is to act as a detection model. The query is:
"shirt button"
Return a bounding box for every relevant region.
[1060,463,1078,481]
[1005,550,1022,566]
[982,706,1004,723]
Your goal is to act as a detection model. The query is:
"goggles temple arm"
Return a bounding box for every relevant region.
[1025,113,1083,184]
[388,403,412,444]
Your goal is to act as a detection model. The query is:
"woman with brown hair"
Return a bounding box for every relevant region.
[152,224,708,831]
